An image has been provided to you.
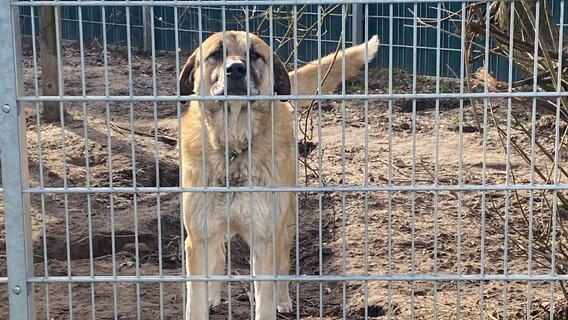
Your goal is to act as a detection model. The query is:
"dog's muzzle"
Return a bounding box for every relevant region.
[211,60,259,96]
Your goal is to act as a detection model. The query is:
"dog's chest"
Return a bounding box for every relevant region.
[206,152,281,234]
[213,151,273,187]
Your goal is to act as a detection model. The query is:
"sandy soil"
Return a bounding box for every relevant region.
[1,38,567,319]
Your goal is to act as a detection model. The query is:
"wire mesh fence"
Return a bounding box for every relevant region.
[2,0,568,320]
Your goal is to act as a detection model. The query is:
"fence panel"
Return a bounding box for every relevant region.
[3,1,568,320]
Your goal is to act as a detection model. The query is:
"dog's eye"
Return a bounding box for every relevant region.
[249,51,260,60]
[210,50,222,60]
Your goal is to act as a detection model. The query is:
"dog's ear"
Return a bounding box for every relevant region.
[273,53,291,101]
[179,53,197,96]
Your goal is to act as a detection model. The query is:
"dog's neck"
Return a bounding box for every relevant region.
[202,101,264,157]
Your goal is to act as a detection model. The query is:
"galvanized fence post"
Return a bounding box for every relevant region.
[351,3,363,44]
[142,5,152,52]
[0,0,36,319]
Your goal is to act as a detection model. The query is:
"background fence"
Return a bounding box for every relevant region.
[16,1,568,80]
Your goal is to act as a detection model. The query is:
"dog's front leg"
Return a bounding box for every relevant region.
[185,236,207,320]
[208,241,226,308]
[185,235,225,320]
[275,231,294,313]
[252,241,277,320]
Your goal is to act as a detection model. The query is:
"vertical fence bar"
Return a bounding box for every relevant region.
[148,4,166,319]
[77,4,97,317]
[552,2,566,319]
[292,6,300,320]
[410,3,418,319]
[316,6,324,319]
[477,0,487,317]
[340,6,347,320]
[387,4,394,318]
[432,3,441,319]
[362,4,370,319]
[527,1,542,316]
[0,0,36,319]
[503,3,516,318]
[29,2,50,318]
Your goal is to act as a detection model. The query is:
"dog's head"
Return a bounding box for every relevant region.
[179,31,290,100]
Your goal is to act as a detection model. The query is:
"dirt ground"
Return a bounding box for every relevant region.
[1,37,568,319]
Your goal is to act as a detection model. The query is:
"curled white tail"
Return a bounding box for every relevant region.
[288,34,380,107]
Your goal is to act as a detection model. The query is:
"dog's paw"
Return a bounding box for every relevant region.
[208,294,222,308]
[208,282,222,308]
[277,298,293,314]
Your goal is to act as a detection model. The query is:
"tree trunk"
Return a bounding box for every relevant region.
[39,6,61,122]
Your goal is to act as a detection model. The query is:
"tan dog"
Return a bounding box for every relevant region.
[179,31,379,320]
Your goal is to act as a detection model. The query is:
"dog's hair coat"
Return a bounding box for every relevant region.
[179,31,379,320]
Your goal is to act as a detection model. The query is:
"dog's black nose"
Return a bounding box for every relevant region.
[226,61,247,79]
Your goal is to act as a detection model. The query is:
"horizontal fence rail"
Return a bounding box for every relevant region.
[18,184,568,194]
[24,274,568,283]
[13,91,568,101]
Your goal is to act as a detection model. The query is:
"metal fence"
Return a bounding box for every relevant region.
[2,0,568,319]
